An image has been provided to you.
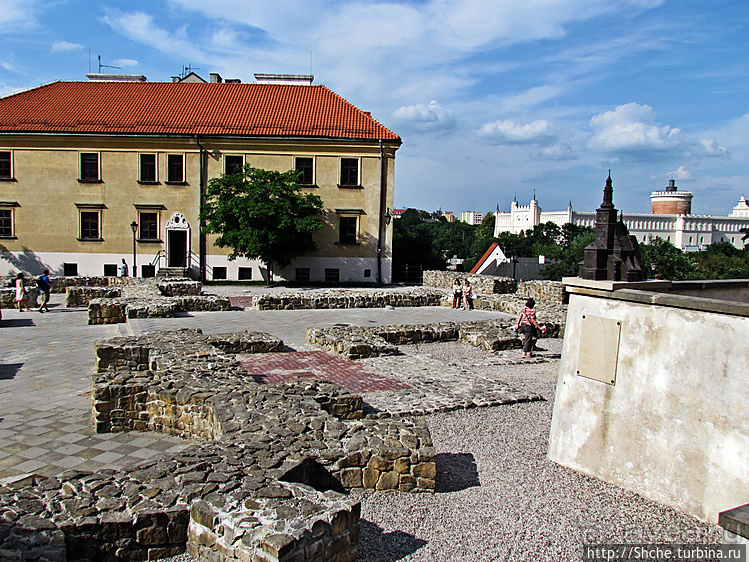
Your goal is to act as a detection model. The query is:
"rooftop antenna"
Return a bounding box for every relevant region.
[97,55,120,73]
[180,64,200,78]
[310,51,313,77]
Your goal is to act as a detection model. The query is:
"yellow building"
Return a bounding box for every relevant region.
[0,75,401,283]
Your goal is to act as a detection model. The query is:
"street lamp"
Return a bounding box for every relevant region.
[130,221,138,278]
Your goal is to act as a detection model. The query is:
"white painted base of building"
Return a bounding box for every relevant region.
[0,251,392,284]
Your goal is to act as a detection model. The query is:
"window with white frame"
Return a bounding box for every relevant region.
[225,155,244,175]
[167,154,185,183]
[0,151,12,180]
[339,158,360,187]
[139,154,158,183]
[80,152,100,181]
[295,157,314,185]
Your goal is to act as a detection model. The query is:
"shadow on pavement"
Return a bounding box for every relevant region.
[435,452,480,492]
[0,363,23,381]
[358,519,428,562]
[0,318,36,327]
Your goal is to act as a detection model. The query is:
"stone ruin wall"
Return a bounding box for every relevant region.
[2,328,439,561]
[253,289,443,310]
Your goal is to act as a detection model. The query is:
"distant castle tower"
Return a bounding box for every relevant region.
[650,179,692,215]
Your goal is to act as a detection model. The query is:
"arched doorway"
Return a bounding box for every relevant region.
[165,212,191,268]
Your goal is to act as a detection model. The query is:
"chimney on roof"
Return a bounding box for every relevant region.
[254,73,313,85]
[171,76,180,83]
[210,73,223,83]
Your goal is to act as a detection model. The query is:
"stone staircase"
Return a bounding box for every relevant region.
[156,266,191,279]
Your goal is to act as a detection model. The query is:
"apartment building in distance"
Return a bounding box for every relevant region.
[460,211,483,225]
[0,73,401,283]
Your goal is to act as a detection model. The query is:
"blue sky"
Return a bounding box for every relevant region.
[2,0,748,216]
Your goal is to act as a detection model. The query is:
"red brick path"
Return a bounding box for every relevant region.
[237,351,410,393]
[228,296,254,308]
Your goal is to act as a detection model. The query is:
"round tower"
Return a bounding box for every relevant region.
[650,179,692,215]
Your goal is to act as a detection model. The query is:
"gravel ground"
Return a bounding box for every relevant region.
[146,302,722,561]
[353,340,722,562]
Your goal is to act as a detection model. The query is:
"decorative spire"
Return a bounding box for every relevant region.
[601,170,614,209]
[533,188,536,201]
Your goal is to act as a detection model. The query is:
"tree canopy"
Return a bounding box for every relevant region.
[392,207,749,281]
[200,166,324,282]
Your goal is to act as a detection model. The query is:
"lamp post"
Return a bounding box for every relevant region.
[511,254,518,280]
[130,221,138,278]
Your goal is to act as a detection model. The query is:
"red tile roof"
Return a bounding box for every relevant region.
[0,81,400,141]
[470,242,499,274]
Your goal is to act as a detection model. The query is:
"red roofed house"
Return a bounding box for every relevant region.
[0,73,401,283]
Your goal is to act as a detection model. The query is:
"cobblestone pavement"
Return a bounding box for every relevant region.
[0,295,191,481]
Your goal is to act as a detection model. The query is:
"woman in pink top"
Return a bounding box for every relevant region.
[516,298,545,358]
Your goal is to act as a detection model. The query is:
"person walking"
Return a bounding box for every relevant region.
[516,298,546,358]
[119,258,129,277]
[14,273,30,312]
[452,278,463,309]
[462,279,474,310]
[36,269,51,313]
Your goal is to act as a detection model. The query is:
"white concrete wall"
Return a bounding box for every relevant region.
[548,285,749,523]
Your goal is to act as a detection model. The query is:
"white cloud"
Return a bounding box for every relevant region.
[650,166,692,183]
[589,102,729,161]
[478,119,556,145]
[589,102,683,155]
[392,101,456,131]
[699,138,728,158]
[0,0,39,30]
[114,58,139,68]
[670,166,693,181]
[534,142,576,161]
[51,41,83,52]
[101,11,206,63]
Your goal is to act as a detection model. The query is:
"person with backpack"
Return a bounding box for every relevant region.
[36,269,51,313]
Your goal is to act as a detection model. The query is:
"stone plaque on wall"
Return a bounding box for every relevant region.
[577,314,622,385]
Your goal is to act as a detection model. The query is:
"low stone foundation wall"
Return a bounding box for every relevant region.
[157,281,202,297]
[423,270,517,294]
[307,318,561,359]
[66,286,122,307]
[87,295,232,324]
[254,289,443,310]
[517,280,565,304]
[0,286,39,308]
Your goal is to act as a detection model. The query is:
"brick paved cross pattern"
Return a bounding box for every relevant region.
[238,350,411,393]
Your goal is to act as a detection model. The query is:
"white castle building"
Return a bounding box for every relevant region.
[494,181,749,251]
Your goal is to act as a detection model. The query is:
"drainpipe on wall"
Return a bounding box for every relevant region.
[195,135,207,283]
[377,140,387,285]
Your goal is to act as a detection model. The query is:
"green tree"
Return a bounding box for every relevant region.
[201,166,324,283]
[639,237,695,280]
[540,228,594,280]
[691,242,749,279]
